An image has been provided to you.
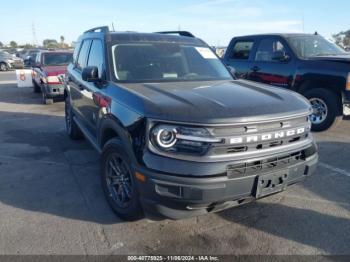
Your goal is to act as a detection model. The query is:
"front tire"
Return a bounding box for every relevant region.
[65,96,83,140]
[304,88,342,132]
[101,139,143,221]
[0,62,8,71]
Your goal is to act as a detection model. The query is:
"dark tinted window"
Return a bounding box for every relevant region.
[77,40,91,69]
[112,43,231,82]
[255,39,286,62]
[87,40,103,78]
[43,53,73,66]
[231,41,254,60]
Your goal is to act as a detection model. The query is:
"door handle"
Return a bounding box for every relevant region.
[251,66,261,72]
[78,84,85,91]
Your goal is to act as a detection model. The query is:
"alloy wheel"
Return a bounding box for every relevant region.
[105,153,133,209]
[309,98,328,125]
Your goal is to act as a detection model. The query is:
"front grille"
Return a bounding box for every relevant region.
[207,115,311,157]
[227,151,305,178]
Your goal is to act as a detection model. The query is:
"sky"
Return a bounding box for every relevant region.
[0,0,349,46]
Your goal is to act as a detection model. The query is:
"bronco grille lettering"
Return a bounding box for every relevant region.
[230,127,306,145]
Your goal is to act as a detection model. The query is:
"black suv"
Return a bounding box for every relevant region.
[223,33,350,131]
[64,27,318,220]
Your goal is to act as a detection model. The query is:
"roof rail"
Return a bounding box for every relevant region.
[84,26,109,34]
[155,31,195,38]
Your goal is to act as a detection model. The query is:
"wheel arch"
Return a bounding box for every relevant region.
[297,80,343,114]
[99,116,139,165]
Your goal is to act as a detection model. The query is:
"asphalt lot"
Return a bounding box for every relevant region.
[0,70,349,255]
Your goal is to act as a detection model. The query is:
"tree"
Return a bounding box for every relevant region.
[333,30,350,47]
[43,39,59,49]
[9,41,18,48]
[0,41,3,48]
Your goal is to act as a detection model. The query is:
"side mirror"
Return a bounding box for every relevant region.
[82,66,100,82]
[272,51,290,62]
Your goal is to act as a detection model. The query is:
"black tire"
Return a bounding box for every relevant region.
[32,80,41,93]
[304,88,342,132]
[42,92,53,105]
[101,138,144,221]
[65,96,83,140]
[0,62,8,71]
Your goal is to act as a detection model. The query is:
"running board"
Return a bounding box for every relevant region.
[73,116,102,154]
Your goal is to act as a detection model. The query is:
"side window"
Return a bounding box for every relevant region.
[230,41,254,60]
[255,39,286,62]
[36,53,41,63]
[77,40,91,70]
[72,41,81,64]
[87,40,104,78]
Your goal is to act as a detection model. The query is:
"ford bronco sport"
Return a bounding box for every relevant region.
[64,26,318,220]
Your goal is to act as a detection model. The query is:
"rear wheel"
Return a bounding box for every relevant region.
[65,96,83,140]
[304,88,342,132]
[101,139,143,221]
[0,62,7,71]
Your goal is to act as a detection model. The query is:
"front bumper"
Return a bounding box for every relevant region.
[343,90,350,105]
[136,144,318,220]
[43,84,65,98]
[9,61,24,69]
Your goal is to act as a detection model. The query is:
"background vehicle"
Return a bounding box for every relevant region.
[32,51,73,104]
[21,49,40,67]
[223,33,350,131]
[0,51,24,71]
[64,26,318,221]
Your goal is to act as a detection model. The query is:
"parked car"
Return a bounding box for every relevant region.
[64,26,318,221]
[21,49,40,67]
[32,51,73,104]
[223,33,350,131]
[0,51,24,71]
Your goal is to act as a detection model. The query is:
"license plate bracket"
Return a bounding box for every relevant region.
[255,170,289,198]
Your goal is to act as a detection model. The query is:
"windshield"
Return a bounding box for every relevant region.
[111,42,232,82]
[286,35,346,58]
[43,53,73,66]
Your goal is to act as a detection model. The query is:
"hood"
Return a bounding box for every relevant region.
[121,80,311,124]
[42,66,67,76]
[308,54,350,64]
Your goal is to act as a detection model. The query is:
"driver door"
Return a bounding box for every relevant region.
[248,37,296,90]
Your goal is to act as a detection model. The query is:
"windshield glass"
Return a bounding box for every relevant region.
[43,53,73,66]
[286,35,346,58]
[111,42,232,82]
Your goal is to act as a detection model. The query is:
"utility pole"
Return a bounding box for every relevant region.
[32,21,38,47]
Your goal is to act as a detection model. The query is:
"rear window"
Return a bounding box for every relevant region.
[43,53,73,66]
[230,41,254,60]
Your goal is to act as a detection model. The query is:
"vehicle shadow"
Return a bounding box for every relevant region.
[218,201,350,254]
[0,85,65,105]
[217,140,350,254]
[0,85,45,105]
[0,110,124,225]
[303,141,350,212]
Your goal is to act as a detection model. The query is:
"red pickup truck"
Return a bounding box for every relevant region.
[32,51,73,104]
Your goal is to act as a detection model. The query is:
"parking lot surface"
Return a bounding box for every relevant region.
[0,71,349,255]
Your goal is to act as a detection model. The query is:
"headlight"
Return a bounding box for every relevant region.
[7,59,14,63]
[155,126,177,148]
[347,73,350,91]
[150,124,222,156]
